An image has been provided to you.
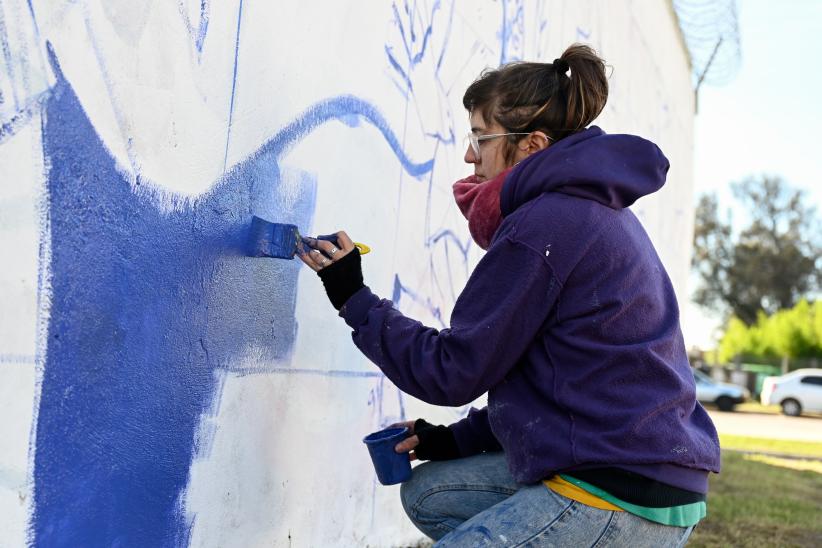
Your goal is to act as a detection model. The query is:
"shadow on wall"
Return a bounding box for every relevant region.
[32,45,432,546]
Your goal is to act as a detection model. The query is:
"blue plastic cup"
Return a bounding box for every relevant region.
[363,426,412,485]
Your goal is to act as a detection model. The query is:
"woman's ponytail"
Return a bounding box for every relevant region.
[558,43,609,132]
[462,43,609,150]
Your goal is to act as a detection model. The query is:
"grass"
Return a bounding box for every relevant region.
[689,434,822,547]
[719,434,822,458]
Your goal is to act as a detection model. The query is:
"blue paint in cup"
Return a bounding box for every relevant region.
[363,426,412,485]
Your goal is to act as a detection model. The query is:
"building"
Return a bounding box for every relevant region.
[0,2,709,545]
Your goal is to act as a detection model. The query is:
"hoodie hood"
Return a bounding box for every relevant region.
[500,126,670,217]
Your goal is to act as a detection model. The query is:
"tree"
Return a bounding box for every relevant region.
[692,175,821,325]
[718,300,822,364]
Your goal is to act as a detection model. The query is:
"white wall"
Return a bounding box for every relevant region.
[0,1,693,546]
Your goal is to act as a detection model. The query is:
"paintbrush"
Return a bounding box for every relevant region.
[248,215,371,259]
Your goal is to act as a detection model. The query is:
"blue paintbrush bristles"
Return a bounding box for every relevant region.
[248,216,299,259]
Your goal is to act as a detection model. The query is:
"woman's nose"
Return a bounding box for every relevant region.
[464,144,479,164]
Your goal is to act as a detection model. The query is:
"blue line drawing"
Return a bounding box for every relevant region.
[499,0,525,65]
[178,0,210,59]
[0,1,50,139]
[223,0,243,171]
[0,353,37,364]
[0,12,21,111]
[0,90,49,142]
[392,274,446,329]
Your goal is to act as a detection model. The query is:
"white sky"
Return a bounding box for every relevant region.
[681,0,822,348]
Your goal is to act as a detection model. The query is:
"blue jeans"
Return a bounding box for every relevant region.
[400,452,694,547]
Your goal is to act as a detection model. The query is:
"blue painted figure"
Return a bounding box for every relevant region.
[31,42,431,546]
[300,44,720,547]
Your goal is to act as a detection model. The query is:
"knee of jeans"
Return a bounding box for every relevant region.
[400,461,439,517]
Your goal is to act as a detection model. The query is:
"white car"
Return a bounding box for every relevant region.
[760,369,822,416]
[692,369,749,412]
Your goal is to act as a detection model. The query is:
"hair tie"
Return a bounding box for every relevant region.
[553,58,569,75]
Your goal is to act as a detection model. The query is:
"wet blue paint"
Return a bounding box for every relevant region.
[32,47,314,547]
[33,39,435,546]
[248,217,299,259]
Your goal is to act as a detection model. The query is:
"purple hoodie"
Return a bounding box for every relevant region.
[340,126,720,492]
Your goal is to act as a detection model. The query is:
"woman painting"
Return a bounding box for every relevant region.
[299,44,719,547]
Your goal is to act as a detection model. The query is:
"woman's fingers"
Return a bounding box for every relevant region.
[395,434,419,455]
[300,231,356,271]
[297,248,330,272]
[312,238,344,259]
[335,231,356,253]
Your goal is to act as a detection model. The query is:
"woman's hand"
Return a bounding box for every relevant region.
[298,231,365,310]
[391,420,421,461]
[391,419,461,462]
[297,231,356,272]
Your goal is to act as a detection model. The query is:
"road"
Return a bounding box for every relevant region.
[706,409,822,443]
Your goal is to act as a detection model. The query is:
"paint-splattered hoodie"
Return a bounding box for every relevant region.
[339,126,721,493]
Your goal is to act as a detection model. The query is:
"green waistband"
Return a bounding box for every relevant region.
[559,474,706,527]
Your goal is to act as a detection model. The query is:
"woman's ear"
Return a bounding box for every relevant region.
[520,131,551,154]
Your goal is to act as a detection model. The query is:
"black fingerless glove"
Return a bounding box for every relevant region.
[317,249,365,310]
[413,418,461,461]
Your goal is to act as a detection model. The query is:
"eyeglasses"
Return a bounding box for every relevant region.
[466,132,554,157]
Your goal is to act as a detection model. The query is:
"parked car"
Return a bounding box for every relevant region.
[760,368,822,416]
[692,369,749,411]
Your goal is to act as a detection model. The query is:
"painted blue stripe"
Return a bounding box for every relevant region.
[249,95,434,179]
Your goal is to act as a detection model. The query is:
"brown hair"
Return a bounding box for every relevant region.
[463,43,608,162]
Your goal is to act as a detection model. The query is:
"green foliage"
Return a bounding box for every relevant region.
[718,300,822,362]
[689,452,822,548]
[692,176,821,325]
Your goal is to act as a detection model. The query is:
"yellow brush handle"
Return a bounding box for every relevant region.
[354,242,371,255]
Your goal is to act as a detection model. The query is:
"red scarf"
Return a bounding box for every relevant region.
[452,167,512,250]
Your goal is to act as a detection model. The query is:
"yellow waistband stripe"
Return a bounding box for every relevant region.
[543,475,624,512]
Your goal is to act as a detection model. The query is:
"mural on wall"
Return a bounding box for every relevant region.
[1,1,695,545]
